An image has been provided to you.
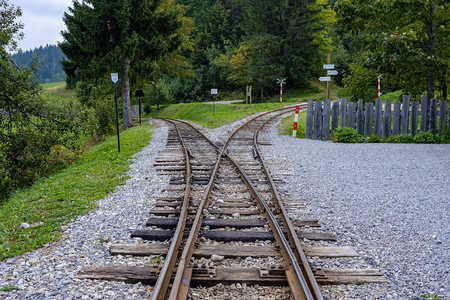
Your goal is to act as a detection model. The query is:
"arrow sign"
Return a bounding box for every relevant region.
[319,77,331,82]
[327,70,338,76]
[323,64,334,69]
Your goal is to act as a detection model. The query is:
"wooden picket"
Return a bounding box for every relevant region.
[304,96,447,141]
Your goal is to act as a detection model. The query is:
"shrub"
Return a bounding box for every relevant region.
[414,131,439,144]
[440,127,450,143]
[358,134,380,143]
[383,134,415,143]
[333,127,359,143]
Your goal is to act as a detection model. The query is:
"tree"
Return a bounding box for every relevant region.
[60,0,185,129]
[243,0,323,100]
[335,0,449,101]
[1,0,90,200]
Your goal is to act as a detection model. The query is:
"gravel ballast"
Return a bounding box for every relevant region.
[261,123,450,300]
[1,115,449,299]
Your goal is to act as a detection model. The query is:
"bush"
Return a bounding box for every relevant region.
[413,131,439,144]
[383,134,415,143]
[440,127,450,143]
[333,127,359,143]
[358,134,380,143]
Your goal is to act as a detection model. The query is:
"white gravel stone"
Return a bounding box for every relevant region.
[260,119,450,300]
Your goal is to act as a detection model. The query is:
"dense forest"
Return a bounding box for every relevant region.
[11,44,66,83]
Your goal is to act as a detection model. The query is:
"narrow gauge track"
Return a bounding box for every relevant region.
[80,105,330,299]
[151,104,320,299]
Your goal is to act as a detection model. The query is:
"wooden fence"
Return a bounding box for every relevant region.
[305,95,449,140]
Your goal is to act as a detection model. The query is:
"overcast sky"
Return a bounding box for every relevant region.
[13,0,73,51]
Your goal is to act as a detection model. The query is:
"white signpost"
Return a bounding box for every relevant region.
[319,77,331,82]
[111,73,119,84]
[111,73,120,152]
[211,88,218,115]
[323,64,335,70]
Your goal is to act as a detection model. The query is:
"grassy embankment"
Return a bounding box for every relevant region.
[0,82,153,261]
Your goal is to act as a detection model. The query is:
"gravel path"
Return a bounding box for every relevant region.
[1,115,449,300]
[0,123,169,300]
[261,123,450,300]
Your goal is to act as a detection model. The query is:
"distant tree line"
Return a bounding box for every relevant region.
[11,44,66,84]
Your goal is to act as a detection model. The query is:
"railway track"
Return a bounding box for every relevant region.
[78,105,386,298]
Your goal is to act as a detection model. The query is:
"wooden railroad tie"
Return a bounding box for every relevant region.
[77,265,387,285]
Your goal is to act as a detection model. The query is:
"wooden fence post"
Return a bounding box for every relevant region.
[313,101,322,140]
[382,99,391,139]
[410,101,419,136]
[340,98,347,127]
[438,101,447,134]
[305,99,314,139]
[420,95,428,132]
[364,102,373,134]
[347,102,356,129]
[331,101,339,134]
[374,98,382,137]
[392,101,401,136]
[402,95,410,134]
[356,99,364,134]
[429,99,437,133]
[322,99,331,140]
[448,106,450,128]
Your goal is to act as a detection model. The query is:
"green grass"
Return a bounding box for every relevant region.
[149,102,299,128]
[278,110,308,138]
[0,124,153,261]
[41,81,76,101]
[148,83,344,129]
[266,81,344,103]
[40,81,66,90]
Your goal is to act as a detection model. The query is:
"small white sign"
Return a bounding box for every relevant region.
[211,89,218,95]
[111,73,119,84]
[327,70,338,76]
[319,77,331,82]
[323,64,335,70]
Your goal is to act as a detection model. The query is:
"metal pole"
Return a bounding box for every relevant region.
[280,79,283,103]
[327,53,331,100]
[114,84,121,152]
[213,95,215,116]
[139,97,142,124]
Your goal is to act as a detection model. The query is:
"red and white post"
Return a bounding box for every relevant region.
[377,75,382,99]
[292,105,300,137]
[277,78,285,103]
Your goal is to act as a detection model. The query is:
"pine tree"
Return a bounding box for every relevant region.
[245,0,322,100]
[60,0,184,129]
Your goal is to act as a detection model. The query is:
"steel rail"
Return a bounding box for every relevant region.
[223,106,318,299]
[150,120,193,300]
[150,118,222,300]
[254,104,323,299]
[168,146,224,299]
[154,106,315,299]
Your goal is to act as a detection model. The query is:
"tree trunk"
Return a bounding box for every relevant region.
[121,56,134,129]
[426,1,435,100]
[425,1,435,129]
[440,71,447,101]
